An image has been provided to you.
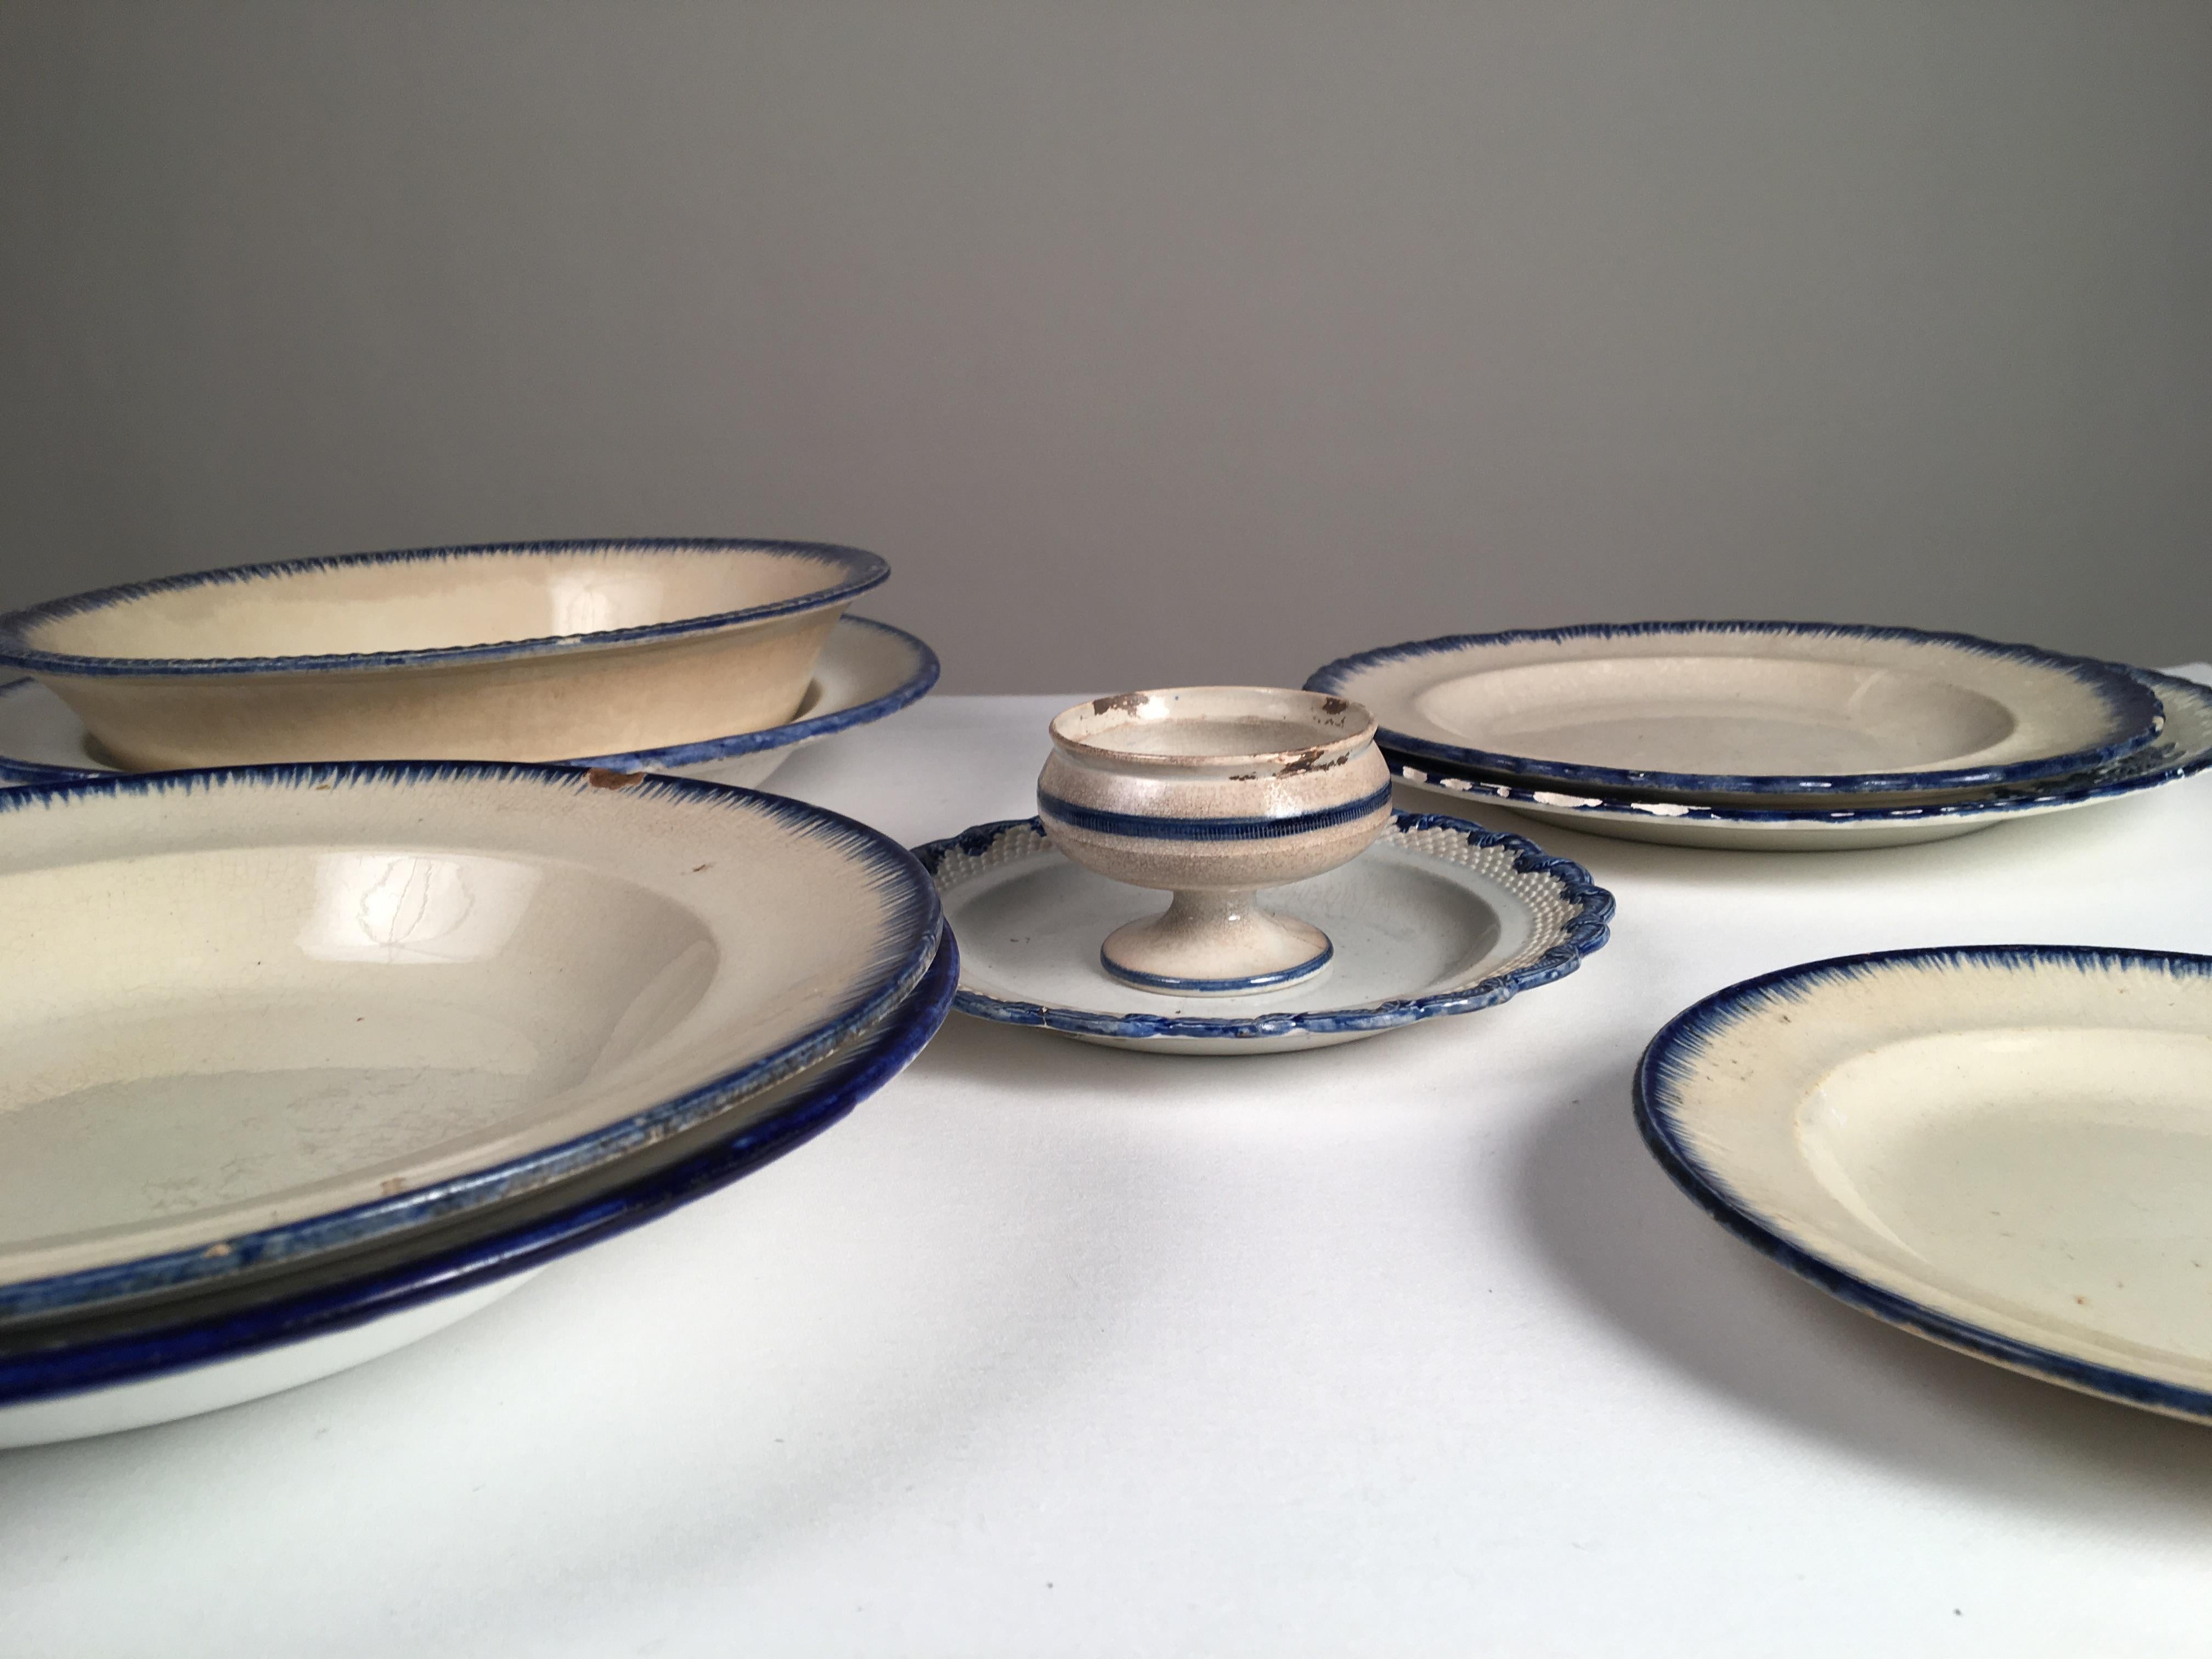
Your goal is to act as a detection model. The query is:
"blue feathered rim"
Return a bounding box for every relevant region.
[1383,664,2211,829]
[1305,620,2162,797]
[0,615,939,785]
[0,537,888,678]
[0,760,943,1322]
[913,810,1613,1040]
[0,928,958,1403]
[1635,944,2212,1421]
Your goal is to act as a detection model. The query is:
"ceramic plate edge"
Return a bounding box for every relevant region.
[1633,943,2212,1421]
[0,926,957,1404]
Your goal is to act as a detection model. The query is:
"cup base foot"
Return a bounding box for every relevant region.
[1100,904,1333,998]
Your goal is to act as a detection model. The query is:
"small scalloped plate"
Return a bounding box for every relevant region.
[1638,946,2212,1421]
[916,812,1612,1054]
[1390,665,2212,850]
[1307,622,2162,804]
[0,614,938,790]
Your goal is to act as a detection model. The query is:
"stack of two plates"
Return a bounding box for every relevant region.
[1309,623,2211,850]
[0,761,953,1447]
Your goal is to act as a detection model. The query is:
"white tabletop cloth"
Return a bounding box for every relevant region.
[8,678,2212,1657]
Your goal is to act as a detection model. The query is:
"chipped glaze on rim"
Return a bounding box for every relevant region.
[1306,621,2163,798]
[913,810,1613,1041]
[1634,945,2212,1421]
[0,761,942,1322]
[0,538,889,679]
[0,616,940,785]
[0,928,959,1407]
[1383,665,2212,833]
[1047,686,1373,771]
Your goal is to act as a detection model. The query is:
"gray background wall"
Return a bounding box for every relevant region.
[3,1,2208,692]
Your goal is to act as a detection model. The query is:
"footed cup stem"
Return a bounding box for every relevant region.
[1099,887,1334,996]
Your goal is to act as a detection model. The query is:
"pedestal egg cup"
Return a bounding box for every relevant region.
[1036,686,1392,996]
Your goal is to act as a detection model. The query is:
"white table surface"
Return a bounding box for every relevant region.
[9,681,2212,1657]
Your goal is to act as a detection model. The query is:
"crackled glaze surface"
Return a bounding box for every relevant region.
[0,762,939,1321]
[1638,946,2212,1420]
[0,539,889,768]
[920,812,1611,1052]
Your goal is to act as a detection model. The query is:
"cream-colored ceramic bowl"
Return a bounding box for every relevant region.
[0,539,888,768]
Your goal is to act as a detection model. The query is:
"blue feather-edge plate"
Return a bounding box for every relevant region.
[1308,621,2162,801]
[1638,945,2212,1421]
[915,810,1612,1053]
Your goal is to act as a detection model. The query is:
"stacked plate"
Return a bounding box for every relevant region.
[0,763,953,1446]
[0,538,955,1446]
[1307,622,2208,850]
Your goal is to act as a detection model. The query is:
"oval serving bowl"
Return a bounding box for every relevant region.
[1392,664,2212,851]
[1308,622,2162,804]
[0,928,960,1447]
[0,538,889,769]
[1638,946,2212,1421]
[0,614,940,791]
[0,761,939,1325]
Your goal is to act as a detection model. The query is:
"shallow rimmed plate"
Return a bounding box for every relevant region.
[0,929,957,1446]
[916,812,1611,1053]
[0,761,940,1323]
[0,614,938,789]
[1387,665,2211,850]
[1637,946,2212,1421]
[1307,622,2162,803]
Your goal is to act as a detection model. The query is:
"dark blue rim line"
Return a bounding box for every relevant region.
[1383,665,2212,829]
[913,811,1615,1040]
[1305,622,2164,797]
[0,615,939,786]
[1635,944,2212,1420]
[0,760,942,1322]
[1099,939,1333,995]
[1036,785,1391,842]
[0,929,958,1406]
[0,538,889,678]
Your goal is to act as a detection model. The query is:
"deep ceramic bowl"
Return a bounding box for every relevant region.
[0,538,889,769]
[1036,686,1391,994]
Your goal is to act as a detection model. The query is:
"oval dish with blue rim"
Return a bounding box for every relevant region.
[1638,945,2212,1421]
[1390,664,2211,850]
[0,613,938,791]
[0,761,939,1324]
[917,811,1612,1054]
[0,538,889,770]
[1307,621,2162,803]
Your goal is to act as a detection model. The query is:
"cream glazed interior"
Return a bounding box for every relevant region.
[0,760,940,1321]
[1638,946,2212,1420]
[0,539,889,769]
[1308,622,2163,803]
[1036,687,1392,995]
